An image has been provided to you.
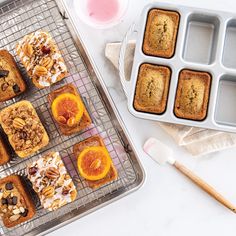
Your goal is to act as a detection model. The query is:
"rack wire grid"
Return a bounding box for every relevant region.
[0,0,142,235]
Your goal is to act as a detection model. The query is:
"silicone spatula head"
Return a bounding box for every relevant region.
[143,137,175,165]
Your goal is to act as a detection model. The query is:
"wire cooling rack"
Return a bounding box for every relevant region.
[0,0,144,235]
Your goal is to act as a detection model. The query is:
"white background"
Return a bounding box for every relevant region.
[48,0,236,235]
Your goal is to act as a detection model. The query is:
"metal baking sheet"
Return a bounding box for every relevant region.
[122,2,236,133]
[0,0,145,235]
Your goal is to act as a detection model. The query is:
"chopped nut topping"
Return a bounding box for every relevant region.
[1,104,45,152]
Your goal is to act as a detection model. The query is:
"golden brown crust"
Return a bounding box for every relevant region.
[0,175,36,228]
[133,63,171,114]
[0,101,49,158]
[143,9,180,58]
[174,70,211,121]
[0,136,10,165]
[73,135,118,189]
[48,83,92,135]
[0,50,26,101]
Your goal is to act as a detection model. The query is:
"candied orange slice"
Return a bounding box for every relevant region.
[51,93,84,127]
[77,146,112,181]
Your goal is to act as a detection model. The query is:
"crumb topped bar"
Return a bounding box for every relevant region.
[16,30,68,88]
[27,152,77,211]
[0,101,49,158]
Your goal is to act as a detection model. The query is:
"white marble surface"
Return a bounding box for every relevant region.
[49,0,236,235]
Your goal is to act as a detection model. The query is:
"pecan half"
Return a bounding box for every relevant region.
[40,57,54,69]
[33,65,48,77]
[45,167,60,180]
[13,118,26,130]
[42,186,55,198]
[23,43,33,57]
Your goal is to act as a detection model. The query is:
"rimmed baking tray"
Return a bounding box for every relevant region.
[0,0,145,235]
[119,2,236,133]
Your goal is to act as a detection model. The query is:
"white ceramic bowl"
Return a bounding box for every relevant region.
[73,0,129,29]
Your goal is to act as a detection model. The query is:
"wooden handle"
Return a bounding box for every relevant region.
[173,161,236,213]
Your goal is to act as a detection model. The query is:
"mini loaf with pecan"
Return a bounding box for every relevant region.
[0,175,35,228]
[0,101,49,158]
[16,30,68,88]
[27,152,77,211]
[0,50,26,102]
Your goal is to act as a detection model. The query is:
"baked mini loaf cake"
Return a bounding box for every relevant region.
[0,101,49,158]
[0,175,36,228]
[143,9,180,58]
[27,152,77,211]
[174,69,211,121]
[16,30,68,88]
[73,135,118,189]
[0,136,10,165]
[133,63,171,114]
[48,84,92,135]
[0,50,26,102]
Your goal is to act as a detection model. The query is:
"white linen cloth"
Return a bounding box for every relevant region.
[105,42,236,156]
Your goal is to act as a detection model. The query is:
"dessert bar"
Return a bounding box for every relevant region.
[0,175,35,228]
[0,50,26,101]
[27,152,77,211]
[48,84,92,135]
[73,135,118,189]
[0,136,10,165]
[0,101,49,158]
[16,30,68,88]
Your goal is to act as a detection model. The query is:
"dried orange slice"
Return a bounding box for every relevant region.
[51,93,84,127]
[77,146,112,181]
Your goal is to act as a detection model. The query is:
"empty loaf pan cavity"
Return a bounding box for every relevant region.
[215,75,236,126]
[222,19,236,69]
[183,13,220,64]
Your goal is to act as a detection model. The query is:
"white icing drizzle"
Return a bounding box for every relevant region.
[28,152,76,211]
[18,30,68,87]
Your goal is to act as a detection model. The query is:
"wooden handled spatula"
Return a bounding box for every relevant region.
[143,137,236,213]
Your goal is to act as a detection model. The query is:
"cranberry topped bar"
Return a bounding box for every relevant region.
[0,175,35,228]
[16,30,68,88]
[0,101,49,158]
[27,152,77,211]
